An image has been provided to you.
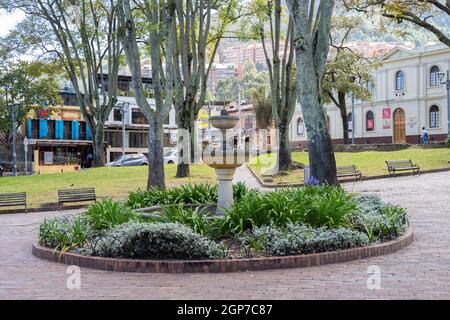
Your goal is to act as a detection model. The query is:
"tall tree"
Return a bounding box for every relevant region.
[0,60,62,143]
[322,16,376,144]
[170,0,241,178]
[118,0,175,189]
[252,0,298,172]
[344,0,450,47]
[0,0,122,166]
[286,0,338,185]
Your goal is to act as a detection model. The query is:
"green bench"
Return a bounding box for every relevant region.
[58,188,97,208]
[0,192,27,212]
[386,160,420,177]
[337,165,362,181]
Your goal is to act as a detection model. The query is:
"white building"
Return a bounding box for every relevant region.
[105,96,177,163]
[290,43,450,146]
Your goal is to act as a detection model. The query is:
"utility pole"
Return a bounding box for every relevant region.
[237,82,242,150]
[10,104,19,177]
[120,102,130,157]
[352,93,356,145]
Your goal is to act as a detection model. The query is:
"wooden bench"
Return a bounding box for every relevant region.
[386,160,420,177]
[0,192,27,212]
[58,188,97,207]
[337,165,362,181]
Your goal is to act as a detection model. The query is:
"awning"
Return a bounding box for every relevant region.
[34,139,93,147]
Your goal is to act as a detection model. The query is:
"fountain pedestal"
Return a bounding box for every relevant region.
[215,168,236,216]
[203,109,245,216]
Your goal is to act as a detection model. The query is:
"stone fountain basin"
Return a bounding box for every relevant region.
[202,150,247,169]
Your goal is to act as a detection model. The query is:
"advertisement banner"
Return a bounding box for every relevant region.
[44,152,54,165]
[382,108,391,129]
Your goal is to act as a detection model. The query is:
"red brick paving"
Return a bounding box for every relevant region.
[1,172,450,299]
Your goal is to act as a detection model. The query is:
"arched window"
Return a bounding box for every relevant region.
[366,111,375,132]
[429,105,440,128]
[348,113,353,133]
[430,66,440,87]
[297,118,305,136]
[395,71,405,91]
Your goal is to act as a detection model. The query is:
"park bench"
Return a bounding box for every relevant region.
[58,188,97,208]
[337,165,362,181]
[386,160,420,177]
[0,192,27,212]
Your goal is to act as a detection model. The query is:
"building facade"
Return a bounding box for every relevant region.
[207,63,240,93]
[290,43,450,146]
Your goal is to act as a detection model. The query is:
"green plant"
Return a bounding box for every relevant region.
[127,183,256,209]
[249,223,369,257]
[86,199,141,230]
[39,215,92,252]
[157,205,223,238]
[222,186,357,234]
[86,222,224,260]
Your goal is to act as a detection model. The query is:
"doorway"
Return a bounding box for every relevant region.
[393,108,406,144]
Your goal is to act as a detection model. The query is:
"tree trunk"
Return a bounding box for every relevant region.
[296,56,338,185]
[148,121,166,190]
[278,121,292,172]
[176,108,191,178]
[92,125,105,167]
[338,92,350,145]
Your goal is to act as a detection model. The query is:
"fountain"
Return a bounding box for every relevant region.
[202,108,246,216]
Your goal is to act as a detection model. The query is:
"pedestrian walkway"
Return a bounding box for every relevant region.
[1,172,450,299]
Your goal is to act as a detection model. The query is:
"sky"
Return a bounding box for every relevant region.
[0,10,25,37]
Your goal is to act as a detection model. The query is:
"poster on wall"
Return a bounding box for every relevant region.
[44,152,54,165]
[382,108,392,129]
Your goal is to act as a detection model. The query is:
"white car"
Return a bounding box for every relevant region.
[164,150,178,164]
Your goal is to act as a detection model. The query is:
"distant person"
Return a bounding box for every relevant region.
[86,152,94,168]
[421,127,429,145]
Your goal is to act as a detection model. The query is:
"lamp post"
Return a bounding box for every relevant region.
[9,104,20,177]
[23,137,29,175]
[351,93,356,145]
[438,71,450,138]
[120,102,130,157]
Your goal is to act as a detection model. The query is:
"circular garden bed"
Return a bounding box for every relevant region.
[34,183,413,273]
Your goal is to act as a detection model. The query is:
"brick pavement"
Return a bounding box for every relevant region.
[1,171,449,299]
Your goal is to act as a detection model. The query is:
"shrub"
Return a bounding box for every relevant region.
[86,199,141,230]
[86,222,224,260]
[156,205,223,238]
[39,215,92,252]
[351,194,409,241]
[248,223,369,256]
[127,183,256,209]
[222,186,356,234]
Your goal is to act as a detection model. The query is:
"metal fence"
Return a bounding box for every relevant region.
[0,144,33,175]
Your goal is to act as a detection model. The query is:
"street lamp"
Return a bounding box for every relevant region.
[9,103,20,177]
[119,102,130,157]
[351,93,356,145]
[438,71,450,138]
[23,137,29,175]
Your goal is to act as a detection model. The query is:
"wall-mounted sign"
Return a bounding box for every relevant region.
[408,117,417,129]
[382,108,391,129]
[44,152,54,165]
[38,109,50,119]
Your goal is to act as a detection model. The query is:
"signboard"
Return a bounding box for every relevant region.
[198,109,210,129]
[382,108,392,129]
[38,109,50,119]
[408,117,417,129]
[44,152,54,165]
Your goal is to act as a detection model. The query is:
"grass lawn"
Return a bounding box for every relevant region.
[0,165,216,208]
[249,147,450,185]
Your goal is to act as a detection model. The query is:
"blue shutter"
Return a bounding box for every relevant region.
[86,123,91,140]
[72,120,80,140]
[55,120,63,140]
[27,119,32,138]
[39,120,48,139]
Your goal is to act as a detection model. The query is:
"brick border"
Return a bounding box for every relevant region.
[247,164,450,189]
[32,229,413,273]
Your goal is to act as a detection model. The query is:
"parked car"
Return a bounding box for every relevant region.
[164,150,178,164]
[106,154,148,167]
